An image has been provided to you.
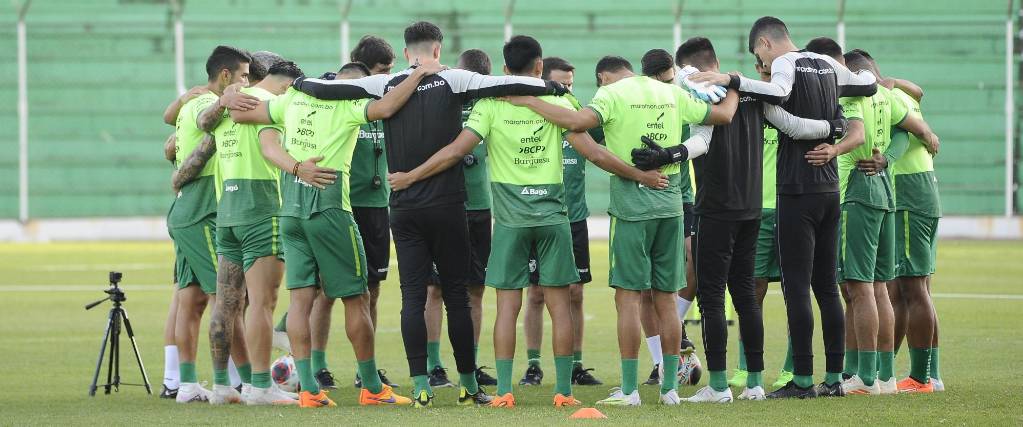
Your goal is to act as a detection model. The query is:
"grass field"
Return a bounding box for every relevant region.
[1,239,1021,425]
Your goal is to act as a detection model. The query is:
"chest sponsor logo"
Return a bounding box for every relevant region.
[794,66,835,75]
[224,184,239,192]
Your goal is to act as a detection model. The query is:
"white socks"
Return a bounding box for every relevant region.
[646,335,663,366]
[677,295,693,321]
[228,356,242,388]
[163,345,180,389]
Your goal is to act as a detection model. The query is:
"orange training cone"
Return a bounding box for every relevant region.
[570,407,607,419]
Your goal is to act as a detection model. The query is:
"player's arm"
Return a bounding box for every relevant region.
[291,73,390,100]
[257,128,337,190]
[366,61,445,121]
[896,114,940,155]
[444,68,569,100]
[163,133,177,164]
[890,78,924,101]
[690,56,796,105]
[631,125,713,169]
[817,55,878,98]
[162,85,209,125]
[805,119,865,166]
[703,89,738,125]
[387,129,481,191]
[566,131,668,189]
[171,133,216,192]
[197,84,259,132]
[503,96,600,132]
[857,127,910,176]
[230,101,273,125]
[764,104,847,140]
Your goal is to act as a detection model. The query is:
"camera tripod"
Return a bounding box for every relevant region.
[87,272,152,396]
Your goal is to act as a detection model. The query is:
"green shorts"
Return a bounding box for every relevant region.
[281,209,368,299]
[170,215,218,294]
[839,202,896,283]
[754,208,780,281]
[486,222,578,290]
[216,217,282,272]
[608,215,685,292]
[895,210,939,277]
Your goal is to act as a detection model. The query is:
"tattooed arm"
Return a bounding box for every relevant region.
[171,134,216,192]
[208,256,246,372]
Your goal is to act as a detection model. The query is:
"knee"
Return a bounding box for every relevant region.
[527,286,545,306]
[467,284,485,301]
[569,285,584,305]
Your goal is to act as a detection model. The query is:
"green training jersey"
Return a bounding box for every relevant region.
[587,75,710,221]
[211,86,283,227]
[762,124,779,209]
[562,94,589,222]
[268,87,370,218]
[838,85,908,211]
[349,121,390,208]
[169,92,219,228]
[461,102,492,211]
[464,95,572,227]
[890,88,941,217]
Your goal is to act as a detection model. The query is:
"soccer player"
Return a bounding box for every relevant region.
[520,56,603,388]
[164,45,252,403]
[289,21,569,407]
[390,35,668,408]
[506,54,737,406]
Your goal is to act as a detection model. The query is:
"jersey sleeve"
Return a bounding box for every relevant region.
[817,54,878,98]
[675,86,712,125]
[463,98,494,140]
[763,103,832,140]
[291,73,390,100]
[546,96,577,135]
[887,89,909,126]
[839,97,865,121]
[350,99,372,126]
[191,95,218,128]
[441,69,562,100]
[586,87,615,126]
[736,53,798,105]
[267,90,292,125]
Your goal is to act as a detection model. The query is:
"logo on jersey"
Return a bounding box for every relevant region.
[520,187,549,196]
[224,184,239,192]
[794,66,835,75]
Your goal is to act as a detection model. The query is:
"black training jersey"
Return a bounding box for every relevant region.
[733,50,876,195]
[293,68,564,210]
[692,93,764,221]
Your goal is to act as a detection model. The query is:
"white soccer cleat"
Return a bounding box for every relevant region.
[240,383,253,402]
[660,389,681,405]
[683,385,733,403]
[878,378,898,395]
[595,387,642,406]
[272,382,299,400]
[245,385,300,405]
[841,375,880,395]
[737,386,766,401]
[930,378,945,392]
[209,384,243,405]
[175,382,212,403]
[272,330,292,353]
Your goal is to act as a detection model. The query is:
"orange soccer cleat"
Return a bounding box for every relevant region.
[359,384,413,406]
[489,393,516,408]
[896,377,934,393]
[553,393,582,407]
[299,390,337,408]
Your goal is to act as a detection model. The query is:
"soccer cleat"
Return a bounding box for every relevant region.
[457,386,493,406]
[273,382,300,400]
[772,370,794,388]
[413,390,435,408]
[490,392,516,408]
[429,366,455,388]
[896,377,933,393]
[643,365,661,385]
[519,364,544,386]
[366,369,400,388]
[930,378,945,392]
[659,389,682,405]
[475,366,498,386]
[175,382,211,403]
[554,393,582,407]
[272,330,292,353]
[766,381,818,399]
[682,386,733,403]
[815,382,846,397]
[680,338,696,354]
[841,375,880,395]
[728,369,748,388]
[159,384,178,399]
[209,384,243,405]
[240,383,253,402]
[737,386,766,401]
[298,390,336,408]
[359,384,412,406]
[572,366,603,386]
[878,378,898,395]
[245,385,299,405]
[595,387,641,406]
[315,368,338,390]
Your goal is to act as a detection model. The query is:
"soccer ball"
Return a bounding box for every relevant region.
[678,352,702,385]
[271,355,299,392]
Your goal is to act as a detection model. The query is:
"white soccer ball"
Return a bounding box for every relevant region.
[678,352,703,386]
[271,355,300,392]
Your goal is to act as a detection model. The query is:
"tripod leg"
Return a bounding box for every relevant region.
[113,309,121,393]
[89,309,115,396]
[106,309,119,394]
[121,308,153,394]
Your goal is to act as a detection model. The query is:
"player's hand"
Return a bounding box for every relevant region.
[180,85,209,104]
[681,70,727,104]
[923,131,940,155]
[387,171,417,191]
[856,148,888,175]
[805,143,839,166]
[414,58,447,76]
[548,80,570,96]
[164,134,177,163]
[638,169,670,189]
[296,156,337,189]
[501,96,534,107]
[219,88,260,111]
[689,71,731,87]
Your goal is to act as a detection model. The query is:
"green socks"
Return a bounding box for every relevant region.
[909,347,931,383]
[252,371,271,388]
[737,340,747,370]
[214,369,230,386]
[311,350,328,373]
[620,359,639,395]
[573,351,583,369]
[236,363,252,384]
[459,371,479,394]
[793,374,814,388]
[554,355,573,396]
[413,375,432,397]
[274,312,287,332]
[496,359,514,395]
[357,359,383,393]
[878,351,894,382]
[746,371,763,388]
[661,355,680,394]
[527,349,541,368]
[824,372,842,386]
[709,370,728,392]
[857,351,877,386]
[929,347,941,380]
[180,361,197,384]
[783,339,794,372]
[295,358,320,394]
[426,341,443,369]
[843,351,859,377]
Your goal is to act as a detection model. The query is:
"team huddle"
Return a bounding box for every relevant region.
[155,16,945,408]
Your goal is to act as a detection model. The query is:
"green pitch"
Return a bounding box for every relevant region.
[1,240,1020,424]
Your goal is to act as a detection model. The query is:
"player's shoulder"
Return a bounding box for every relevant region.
[185,92,218,110]
[538,94,574,109]
[242,86,277,101]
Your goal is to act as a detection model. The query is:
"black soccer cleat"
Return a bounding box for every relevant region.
[429,366,455,388]
[767,381,819,399]
[681,338,696,354]
[316,368,339,390]
[643,364,661,385]
[519,364,544,386]
[457,386,494,406]
[159,384,178,399]
[475,366,497,386]
[815,381,845,397]
[377,369,399,388]
[571,366,603,386]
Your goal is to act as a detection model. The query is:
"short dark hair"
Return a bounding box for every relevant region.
[641,49,674,77]
[675,37,718,70]
[350,35,395,70]
[458,49,491,75]
[205,45,251,81]
[541,57,574,79]
[338,61,371,77]
[748,16,789,53]
[503,35,543,74]
[805,37,843,61]
[404,21,443,46]
[843,49,876,74]
[594,55,632,86]
[249,51,284,82]
[267,60,304,79]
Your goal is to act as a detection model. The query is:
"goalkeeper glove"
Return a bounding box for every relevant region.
[631,136,689,171]
[679,65,727,104]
